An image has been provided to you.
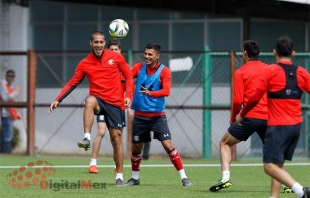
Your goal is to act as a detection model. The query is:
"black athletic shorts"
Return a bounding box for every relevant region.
[263,123,302,163]
[132,115,171,144]
[228,117,267,142]
[95,97,123,130]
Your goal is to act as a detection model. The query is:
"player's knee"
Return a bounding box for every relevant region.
[132,143,143,154]
[85,96,97,107]
[263,163,273,175]
[161,140,173,151]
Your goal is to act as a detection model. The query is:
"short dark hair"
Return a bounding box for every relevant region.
[145,43,161,53]
[275,35,294,57]
[6,69,15,77]
[108,38,121,49]
[90,31,104,41]
[243,40,260,59]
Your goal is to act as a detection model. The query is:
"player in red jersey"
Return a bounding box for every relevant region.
[124,43,193,187]
[210,40,269,192]
[88,38,132,174]
[48,31,133,187]
[236,35,310,198]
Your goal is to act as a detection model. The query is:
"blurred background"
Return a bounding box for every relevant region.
[0,0,309,160]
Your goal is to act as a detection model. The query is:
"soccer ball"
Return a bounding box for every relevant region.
[109,19,129,39]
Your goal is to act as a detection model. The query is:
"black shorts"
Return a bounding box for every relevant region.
[228,117,267,142]
[132,115,171,144]
[263,123,302,163]
[95,97,123,130]
[121,110,126,127]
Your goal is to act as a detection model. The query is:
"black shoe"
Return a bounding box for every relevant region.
[182,178,193,187]
[209,179,232,192]
[125,178,140,186]
[115,178,125,187]
[302,187,310,198]
[77,138,90,151]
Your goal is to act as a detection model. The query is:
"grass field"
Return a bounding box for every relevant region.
[0,154,309,198]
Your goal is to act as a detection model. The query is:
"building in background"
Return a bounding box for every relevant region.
[0,0,309,157]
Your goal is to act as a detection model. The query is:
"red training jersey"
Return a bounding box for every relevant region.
[54,50,133,108]
[230,60,268,122]
[131,62,171,117]
[241,60,310,125]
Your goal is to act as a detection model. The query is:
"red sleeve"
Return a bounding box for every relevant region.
[55,61,86,102]
[149,66,171,97]
[118,55,133,100]
[298,67,310,94]
[240,88,265,117]
[230,70,243,122]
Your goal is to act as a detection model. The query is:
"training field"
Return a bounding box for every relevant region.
[0,155,309,198]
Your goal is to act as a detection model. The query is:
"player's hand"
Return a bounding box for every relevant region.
[140,86,150,96]
[48,101,59,114]
[235,114,243,126]
[124,98,131,109]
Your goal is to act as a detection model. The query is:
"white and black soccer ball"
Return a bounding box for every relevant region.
[109,19,129,39]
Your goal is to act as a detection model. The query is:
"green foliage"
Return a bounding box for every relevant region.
[0,125,20,148]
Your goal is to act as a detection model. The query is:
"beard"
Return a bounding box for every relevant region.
[92,49,103,58]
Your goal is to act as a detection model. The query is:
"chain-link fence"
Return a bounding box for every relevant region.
[33,50,310,159]
[0,51,30,154]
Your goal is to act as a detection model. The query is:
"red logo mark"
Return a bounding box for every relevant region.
[6,160,56,189]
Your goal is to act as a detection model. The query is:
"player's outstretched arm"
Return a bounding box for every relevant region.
[48,101,59,114]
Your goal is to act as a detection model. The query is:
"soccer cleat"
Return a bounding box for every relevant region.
[88,165,98,174]
[77,138,91,151]
[125,178,140,186]
[182,178,193,187]
[209,179,232,192]
[282,185,293,193]
[115,178,125,187]
[302,187,310,198]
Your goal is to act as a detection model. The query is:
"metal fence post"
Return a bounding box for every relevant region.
[127,50,132,66]
[230,51,237,161]
[307,55,310,157]
[202,46,212,158]
[27,50,36,156]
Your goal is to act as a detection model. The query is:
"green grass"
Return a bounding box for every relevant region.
[0,155,308,198]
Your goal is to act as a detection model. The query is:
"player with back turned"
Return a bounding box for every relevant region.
[209,40,269,192]
[236,35,310,198]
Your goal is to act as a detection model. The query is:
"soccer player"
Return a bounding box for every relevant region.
[209,40,269,192]
[125,43,193,187]
[236,35,310,198]
[48,31,133,186]
[88,38,131,174]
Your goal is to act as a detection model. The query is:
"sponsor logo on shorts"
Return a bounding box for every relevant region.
[134,135,139,141]
[99,115,104,121]
[164,134,169,137]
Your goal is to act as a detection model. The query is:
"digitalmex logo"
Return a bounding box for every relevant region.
[6,160,56,189]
